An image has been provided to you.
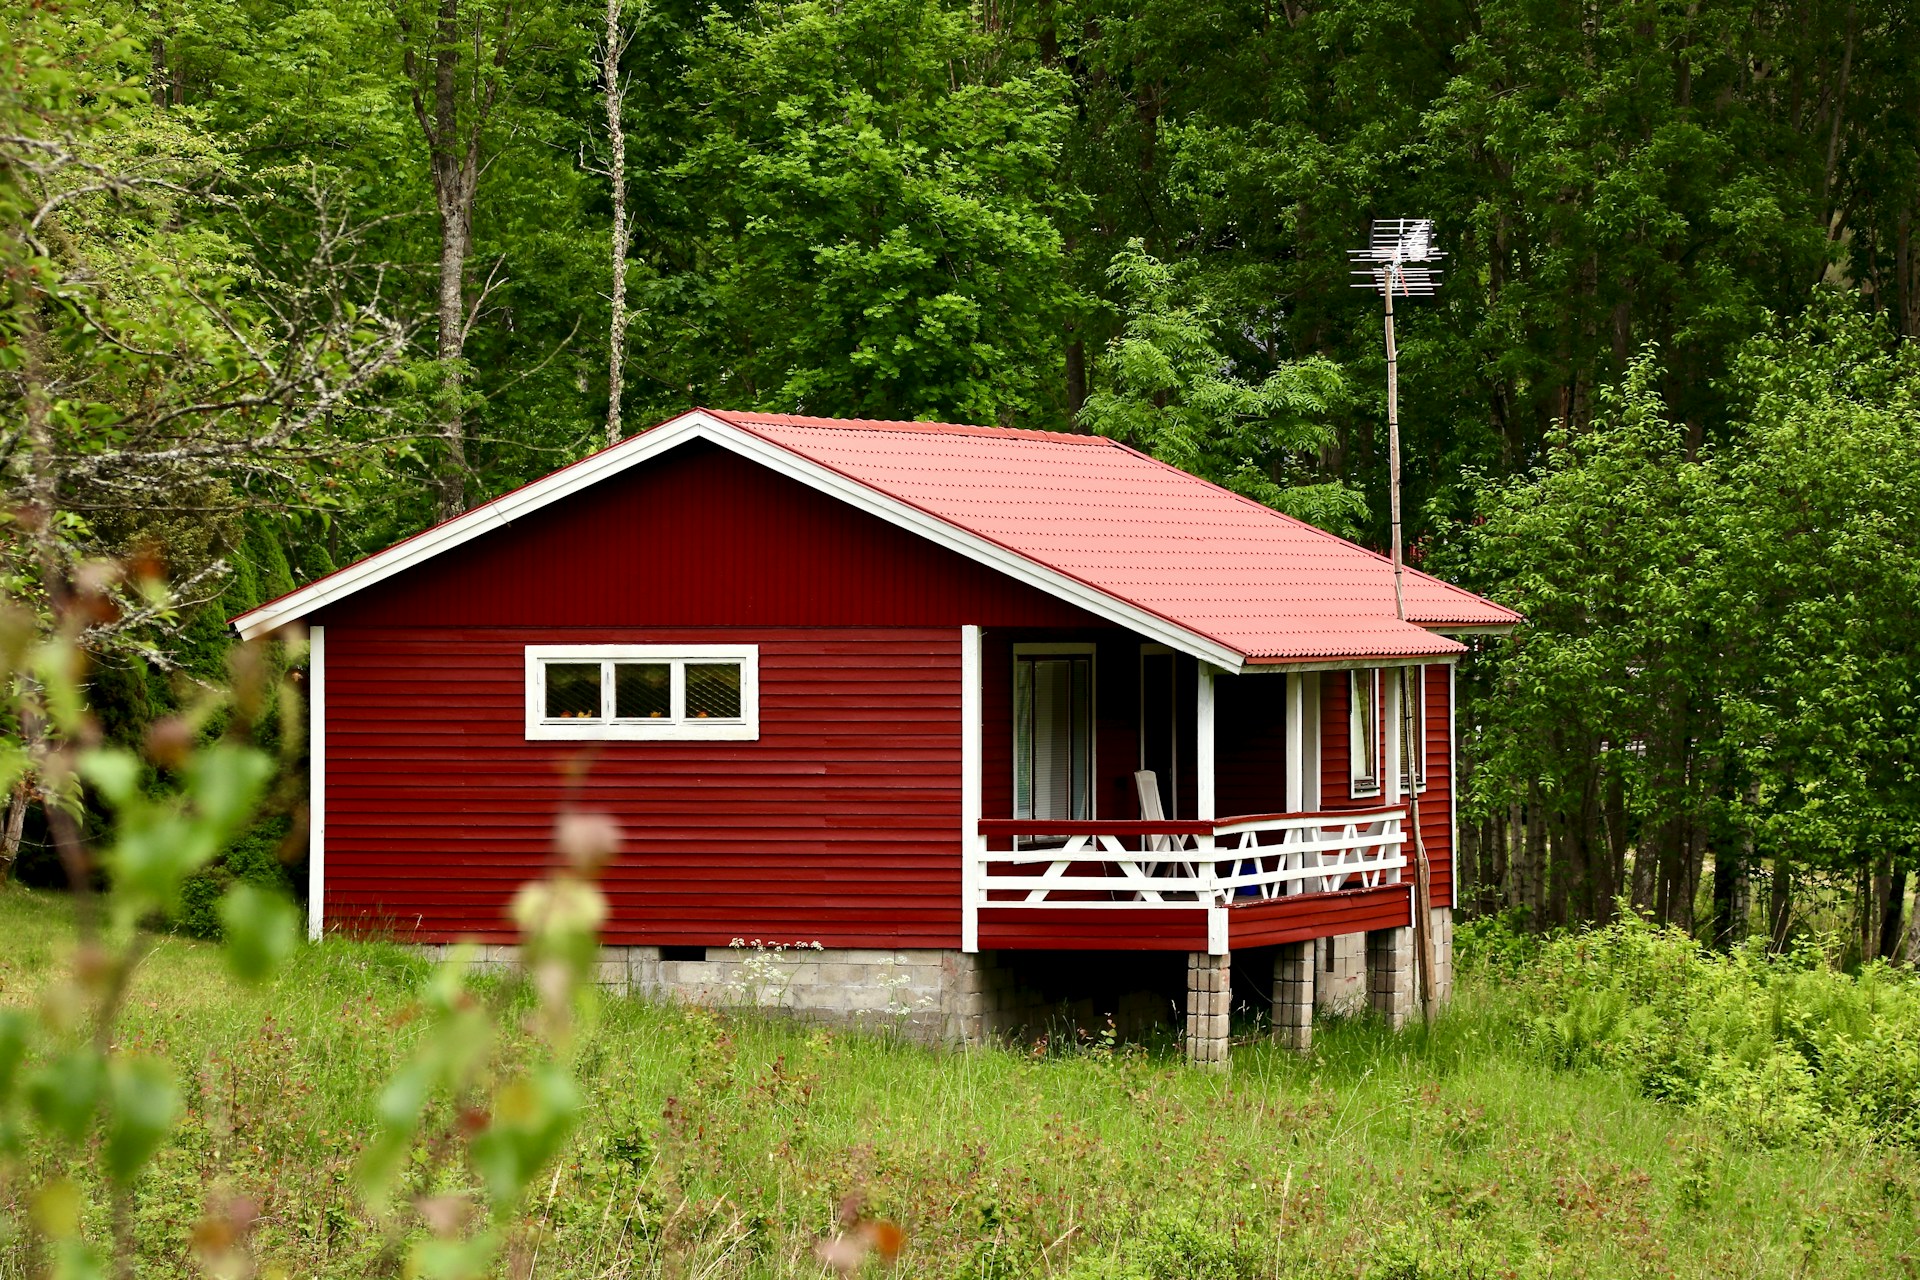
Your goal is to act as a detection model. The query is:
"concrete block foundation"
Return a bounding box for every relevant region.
[1271,941,1314,1053]
[420,913,1454,1059]
[1185,952,1231,1070]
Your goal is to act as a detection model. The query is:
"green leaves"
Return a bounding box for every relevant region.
[1460,301,1920,911]
[468,1066,582,1212]
[218,883,300,983]
[1081,241,1364,535]
[103,1057,180,1184]
[92,738,274,925]
[645,0,1076,425]
[26,1048,104,1144]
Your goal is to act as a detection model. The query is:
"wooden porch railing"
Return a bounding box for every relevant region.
[968,808,1407,954]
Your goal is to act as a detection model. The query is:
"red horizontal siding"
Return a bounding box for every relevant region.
[978,909,1209,951]
[1227,884,1411,948]
[321,440,1100,631]
[321,627,971,946]
[1318,666,1454,915]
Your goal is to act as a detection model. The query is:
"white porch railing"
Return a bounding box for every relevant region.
[970,808,1407,954]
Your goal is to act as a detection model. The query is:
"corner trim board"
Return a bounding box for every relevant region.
[307,624,325,942]
[960,624,982,953]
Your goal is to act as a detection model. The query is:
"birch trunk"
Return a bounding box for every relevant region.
[603,0,631,446]
[402,0,511,522]
[1,777,28,880]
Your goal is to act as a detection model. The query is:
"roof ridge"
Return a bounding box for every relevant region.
[706,408,1114,446]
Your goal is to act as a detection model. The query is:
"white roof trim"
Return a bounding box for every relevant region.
[230,410,1250,667]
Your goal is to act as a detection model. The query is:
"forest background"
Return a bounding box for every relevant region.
[3,0,1918,959]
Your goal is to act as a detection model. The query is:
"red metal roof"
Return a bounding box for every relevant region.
[708,410,1518,662]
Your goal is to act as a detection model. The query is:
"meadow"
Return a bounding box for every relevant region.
[1,886,1916,1279]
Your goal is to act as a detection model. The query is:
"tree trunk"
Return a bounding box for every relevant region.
[1524,786,1546,929]
[1768,853,1793,952]
[1879,865,1909,963]
[433,210,472,520]
[403,0,512,522]
[1,777,28,881]
[603,0,630,447]
[1458,807,1480,913]
[1506,801,1522,915]
[1710,846,1742,950]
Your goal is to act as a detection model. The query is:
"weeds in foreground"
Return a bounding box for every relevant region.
[3,893,1918,1279]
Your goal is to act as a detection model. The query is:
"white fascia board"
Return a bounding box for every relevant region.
[1422,622,1518,637]
[1235,654,1461,674]
[231,410,1249,667]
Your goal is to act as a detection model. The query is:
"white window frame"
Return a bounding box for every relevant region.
[1349,667,1381,798]
[1012,642,1098,826]
[524,644,759,741]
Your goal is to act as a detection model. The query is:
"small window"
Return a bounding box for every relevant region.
[1350,668,1380,797]
[524,645,758,741]
[1398,665,1428,792]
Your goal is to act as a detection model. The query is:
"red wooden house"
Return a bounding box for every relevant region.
[233,409,1517,1065]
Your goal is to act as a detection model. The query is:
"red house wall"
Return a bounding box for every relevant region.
[1317,666,1454,910]
[317,441,1100,946]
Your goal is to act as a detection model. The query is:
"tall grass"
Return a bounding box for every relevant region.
[2,887,1917,1278]
[1477,911,1920,1149]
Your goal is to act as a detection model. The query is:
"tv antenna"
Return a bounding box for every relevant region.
[1350,217,1444,1027]
[1350,218,1443,621]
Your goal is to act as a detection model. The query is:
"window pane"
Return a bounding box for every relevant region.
[1353,671,1377,782]
[685,663,742,719]
[614,663,671,718]
[1070,656,1092,819]
[1014,660,1034,818]
[545,663,602,719]
[1020,656,1092,823]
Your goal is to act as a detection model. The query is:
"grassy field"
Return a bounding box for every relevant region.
[1,886,1916,1279]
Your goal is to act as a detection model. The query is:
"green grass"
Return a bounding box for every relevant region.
[2,886,1917,1279]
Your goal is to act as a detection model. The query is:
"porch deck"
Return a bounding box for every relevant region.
[966,807,1415,952]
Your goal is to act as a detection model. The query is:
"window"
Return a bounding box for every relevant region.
[524,645,758,740]
[1349,668,1380,797]
[1398,665,1428,792]
[1014,647,1094,823]
[1138,645,1176,819]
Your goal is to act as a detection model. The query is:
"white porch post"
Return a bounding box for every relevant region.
[1285,673,1305,813]
[1303,672,1322,809]
[1383,666,1405,898]
[1284,672,1309,896]
[1383,667,1403,807]
[1196,661,1216,821]
[1196,662,1226,954]
[960,625,983,953]
[307,624,326,942]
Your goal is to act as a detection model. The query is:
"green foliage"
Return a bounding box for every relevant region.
[1453,301,1920,925]
[638,0,1076,426]
[174,817,297,942]
[1062,1210,1260,1280]
[1080,242,1365,534]
[7,884,1920,1277]
[1488,913,1920,1148]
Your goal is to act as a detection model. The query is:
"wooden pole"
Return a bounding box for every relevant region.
[1385,269,1438,1025]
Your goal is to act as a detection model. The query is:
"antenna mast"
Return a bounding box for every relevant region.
[1350,218,1444,1026]
[1350,219,1442,621]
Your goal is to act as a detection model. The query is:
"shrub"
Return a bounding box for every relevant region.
[174,817,296,940]
[1494,913,1920,1147]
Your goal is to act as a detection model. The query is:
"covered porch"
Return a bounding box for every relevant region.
[956,625,1448,1065]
